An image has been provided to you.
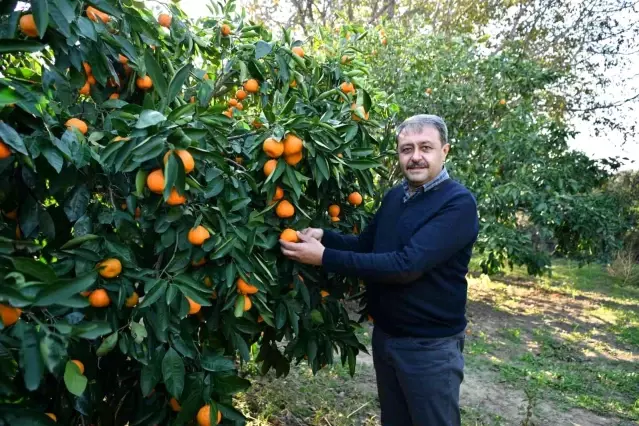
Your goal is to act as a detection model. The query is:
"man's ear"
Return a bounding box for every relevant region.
[442,143,451,156]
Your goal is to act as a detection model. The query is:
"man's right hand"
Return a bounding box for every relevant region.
[298,228,324,241]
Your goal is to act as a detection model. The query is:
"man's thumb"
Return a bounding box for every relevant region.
[297,231,309,242]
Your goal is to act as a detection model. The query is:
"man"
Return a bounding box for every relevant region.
[279,114,479,426]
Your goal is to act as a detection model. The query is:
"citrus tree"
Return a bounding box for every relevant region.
[0,0,383,424]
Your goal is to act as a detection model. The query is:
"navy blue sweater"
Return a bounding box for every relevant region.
[322,179,479,338]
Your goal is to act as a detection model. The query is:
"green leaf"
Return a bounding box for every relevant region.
[41,145,64,173]
[0,122,28,155]
[130,322,147,344]
[0,39,45,53]
[168,63,193,103]
[31,0,49,38]
[135,110,166,129]
[135,169,148,196]
[140,361,161,397]
[19,323,44,391]
[39,334,67,374]
[233,294,244,318]
[64,360,88,396]
[54,0,75,22]
[162,348,185,399]
[255,41,273,59]
[212,373,251,395]
[6,257,57,282]
[72,321,112,339]
[144,49,168,98]
[64,184,90,222]
[34,272,97,306]
[310,309,324,324]
[96,332,118,356]
[316,155,330,181]
[162,152,179,200]
[60,234,100,249]
[76,17,97,41]
[167,103,196,122]
[200,352,236,372]
[138,280,167,308]
[346,159,380,170]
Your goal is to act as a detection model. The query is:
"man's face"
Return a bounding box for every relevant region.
[397,126,450,187]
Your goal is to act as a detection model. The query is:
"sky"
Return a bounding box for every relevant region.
[165,0,639,171]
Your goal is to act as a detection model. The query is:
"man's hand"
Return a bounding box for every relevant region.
[280,231,325,265]
[298,227,323,241]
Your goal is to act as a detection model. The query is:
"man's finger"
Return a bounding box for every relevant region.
[297,232,311,242]
[280,240,300,250]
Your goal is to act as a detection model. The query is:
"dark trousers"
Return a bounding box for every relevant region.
[372,326,465,426]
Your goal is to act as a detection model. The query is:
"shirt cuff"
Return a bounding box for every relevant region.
[321,247,343,273]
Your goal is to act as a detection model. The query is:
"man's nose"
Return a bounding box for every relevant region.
[411,150,422,162]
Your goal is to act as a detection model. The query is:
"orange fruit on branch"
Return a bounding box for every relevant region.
[235,89,247,100]
[163,149,195,173]
[284,152,303,166]
[221,24,231,36]
[236,277,258,295]
[109,93,119,99]
[136,75,153,90]
[170,398,181,412]
[273,186,284,201]
[146,169,165,194]
[118,54,128,64]
[86,6,110,23]
[45,413,56,422]
[166,188,187,205]
[98,258,122,278]
[243,79,259,93]
[89,289,110,307]
[188,225,210,246]
[0,141,11,159]
[330,216,340,222]
[340,82,355,93]
[19,14,38,37]
[243,294,252,311]
[292,46,305,57]
[0,304,21,327]
[283,133,303,156]
[328,205,340,217]
[263,138,284,158]
[125,292,139,307]
[348,191,363,206]
[65,118,88,135]
[187,297,201,315]
[158,13,172,28]
[280,228,299,242]
[263,159,277,176]
[276,200,295,218]
[229,99,238,107]
[197,404,221,425]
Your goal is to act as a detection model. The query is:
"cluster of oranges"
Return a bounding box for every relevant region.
[146,149,195,205]
[236,277,257,312]
[222,80,258,118]
[263,133,304,170]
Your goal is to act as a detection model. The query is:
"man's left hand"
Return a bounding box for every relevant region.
[280,231,325,265]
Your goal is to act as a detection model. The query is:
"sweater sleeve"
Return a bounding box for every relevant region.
[321,194,479,283]
[321,211,379,253]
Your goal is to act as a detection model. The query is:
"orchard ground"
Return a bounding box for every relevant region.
[236,259,639,426]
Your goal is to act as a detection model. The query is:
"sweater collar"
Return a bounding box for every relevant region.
[402,166,449,202]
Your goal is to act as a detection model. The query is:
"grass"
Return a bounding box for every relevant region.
[238,258,639,425]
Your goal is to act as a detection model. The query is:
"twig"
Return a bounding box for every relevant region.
[160,231,180,277]
[228,131,258,141]
[323,417,333,426]
[347,400,372,418]
[224,157,247,171]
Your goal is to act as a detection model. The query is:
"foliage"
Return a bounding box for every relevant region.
[0,0,384,424]
[352,28,632,274]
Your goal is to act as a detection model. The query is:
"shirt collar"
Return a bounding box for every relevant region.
[402,166,449,202]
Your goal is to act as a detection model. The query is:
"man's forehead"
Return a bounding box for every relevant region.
[397,127,440,144]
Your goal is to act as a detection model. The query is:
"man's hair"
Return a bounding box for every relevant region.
[395,114,449,146]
